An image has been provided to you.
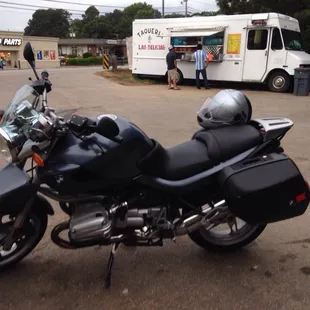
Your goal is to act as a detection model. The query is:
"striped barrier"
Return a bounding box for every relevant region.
[103,54,109,69]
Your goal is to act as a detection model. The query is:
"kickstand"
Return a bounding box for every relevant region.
[105,243,119,289]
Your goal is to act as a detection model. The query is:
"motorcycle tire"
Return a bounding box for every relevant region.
[188,223,267,252]
[0,209,48,270]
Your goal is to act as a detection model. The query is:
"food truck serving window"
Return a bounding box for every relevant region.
[171,36,200,46]
[203,31,224,46]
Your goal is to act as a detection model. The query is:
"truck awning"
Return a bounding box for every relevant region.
[168,26,226,37]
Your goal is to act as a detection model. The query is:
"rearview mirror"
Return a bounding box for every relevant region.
[23,42,35,67]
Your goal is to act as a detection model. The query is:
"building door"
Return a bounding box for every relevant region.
[242,28,270,81]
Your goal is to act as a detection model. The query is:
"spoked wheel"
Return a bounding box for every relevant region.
[0,210,47,270]
[188,203,266,252]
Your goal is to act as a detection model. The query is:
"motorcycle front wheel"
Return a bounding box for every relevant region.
[188,217,266,252]
[0,210,47,270]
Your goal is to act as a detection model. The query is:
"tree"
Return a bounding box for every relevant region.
[24,9,71,38]
[121,2,161,35]
[82,5,100,20]
[165,13,185,18]
[70,3,161,39]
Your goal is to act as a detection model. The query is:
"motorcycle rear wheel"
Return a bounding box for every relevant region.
[0,210,47,270]
[188,218,266,252]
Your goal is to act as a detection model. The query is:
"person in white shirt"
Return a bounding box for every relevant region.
[193,44,210,89]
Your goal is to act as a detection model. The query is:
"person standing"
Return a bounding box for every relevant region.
[193,44,210,89]
[166,45,180,90]
[0,58,4,70]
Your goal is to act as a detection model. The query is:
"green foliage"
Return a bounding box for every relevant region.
[165,13,185,18]
[24,9,70,38]
[83,52,93,58]
[70,2,161,39]
[66,56,103,66]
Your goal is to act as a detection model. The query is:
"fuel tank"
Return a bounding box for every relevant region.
[37,114,154,195]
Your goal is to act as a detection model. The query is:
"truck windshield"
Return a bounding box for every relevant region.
[281,29,303,51]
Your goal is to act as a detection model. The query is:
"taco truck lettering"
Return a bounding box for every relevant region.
[137,28,162,37]
[137,28,165,50]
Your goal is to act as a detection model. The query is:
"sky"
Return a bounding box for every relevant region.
[0,0,218,32]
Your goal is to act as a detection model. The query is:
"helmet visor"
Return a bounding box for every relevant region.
[198,97,239,125]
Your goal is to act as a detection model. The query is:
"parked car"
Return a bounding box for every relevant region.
[59,56,67,65]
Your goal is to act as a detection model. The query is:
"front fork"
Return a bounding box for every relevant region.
[2,175,40,251]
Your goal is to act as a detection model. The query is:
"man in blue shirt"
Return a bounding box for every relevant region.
[193,44,210,89]
[166,45,180,90]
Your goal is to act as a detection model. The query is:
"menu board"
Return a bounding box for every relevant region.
[227,34,241,54]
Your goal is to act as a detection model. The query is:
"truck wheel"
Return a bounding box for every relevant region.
[176,69,184,85]
[268,71,290,93]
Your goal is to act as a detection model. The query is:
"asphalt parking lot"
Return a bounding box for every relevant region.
[1,67,310,310]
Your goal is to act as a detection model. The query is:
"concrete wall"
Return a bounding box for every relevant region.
[21,36,60,69]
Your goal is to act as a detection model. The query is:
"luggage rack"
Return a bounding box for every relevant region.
[250,117,294,141]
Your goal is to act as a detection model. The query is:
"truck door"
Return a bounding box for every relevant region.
[242,28,270,81]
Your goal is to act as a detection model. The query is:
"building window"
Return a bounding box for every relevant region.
[271,28,283,50]
[247,29,268,50]
[71,46,77,56]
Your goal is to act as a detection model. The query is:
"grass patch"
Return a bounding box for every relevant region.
[95,69,164,86]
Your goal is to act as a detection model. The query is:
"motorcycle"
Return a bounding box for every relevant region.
[0,42,309,288]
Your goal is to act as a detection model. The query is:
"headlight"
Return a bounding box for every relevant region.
[0,130,12,162]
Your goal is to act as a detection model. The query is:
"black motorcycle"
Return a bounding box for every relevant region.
[0,42,309,288]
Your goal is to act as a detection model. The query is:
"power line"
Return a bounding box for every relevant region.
[43,0,192,10]
[0,4,84,15]
[191,0,217,5]
[0,1,89,13]
[0,1,118,14]
[0,1,205,17]
[43,0,125,8]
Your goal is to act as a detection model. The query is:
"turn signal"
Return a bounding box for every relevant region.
[296,192,307,203]
[32,153,44,167]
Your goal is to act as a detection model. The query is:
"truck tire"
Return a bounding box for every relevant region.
[166,69,184,85]
[176,69,184,85]
[268,71,290,93]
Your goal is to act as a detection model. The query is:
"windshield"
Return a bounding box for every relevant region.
[281,29,304,51]
[1,85,40,126]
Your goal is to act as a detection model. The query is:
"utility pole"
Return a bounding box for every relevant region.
[185,0,188,17]
[181,0,188,17]
[162,0,164,18]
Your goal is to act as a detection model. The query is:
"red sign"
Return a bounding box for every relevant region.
[138,44,165,50]
[50,50,55,60]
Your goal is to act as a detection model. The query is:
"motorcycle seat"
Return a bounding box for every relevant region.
[138,125,263,181]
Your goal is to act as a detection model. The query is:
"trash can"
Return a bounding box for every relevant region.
[294,68,310,96]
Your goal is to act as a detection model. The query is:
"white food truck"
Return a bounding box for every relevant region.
[131,12,310,92]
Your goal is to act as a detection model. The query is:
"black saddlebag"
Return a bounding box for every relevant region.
[218,153,310,225]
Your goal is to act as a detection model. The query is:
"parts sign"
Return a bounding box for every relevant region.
[0,38,22,46]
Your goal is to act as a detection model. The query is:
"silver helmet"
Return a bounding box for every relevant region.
[197,89,252,129]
